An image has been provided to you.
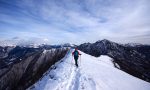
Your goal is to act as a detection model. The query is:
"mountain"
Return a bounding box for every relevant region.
[77,39,150,82]
[28,50,150,90]
[0,40,150,90]
[0,46,15,59]
[0,37,50,47]
[0,46,69,90]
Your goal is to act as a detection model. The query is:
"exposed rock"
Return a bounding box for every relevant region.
[78,39,150,82]
[0,46,69,90]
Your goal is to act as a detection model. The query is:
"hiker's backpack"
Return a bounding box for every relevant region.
[74,50,79,57]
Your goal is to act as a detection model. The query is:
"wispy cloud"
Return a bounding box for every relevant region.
[0,0,150,45]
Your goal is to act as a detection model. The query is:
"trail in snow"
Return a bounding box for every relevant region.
[28,49,150,90]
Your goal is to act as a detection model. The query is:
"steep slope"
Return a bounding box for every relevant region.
[28,50,150,90]
[0,47,69,90]
[78,39,150,82]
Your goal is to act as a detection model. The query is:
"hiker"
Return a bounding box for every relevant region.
[72,48,81,67]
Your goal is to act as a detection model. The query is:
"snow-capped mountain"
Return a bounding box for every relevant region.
[77,39,150,83]
[0,40,150,90]
[0,37,50,47]
[28,49,150,90]
[124,43,143,47]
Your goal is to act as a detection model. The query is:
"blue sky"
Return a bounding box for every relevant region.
[0,0,150,45]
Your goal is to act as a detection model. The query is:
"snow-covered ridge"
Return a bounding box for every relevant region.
[28,50,150,90]
[77,39,150,82]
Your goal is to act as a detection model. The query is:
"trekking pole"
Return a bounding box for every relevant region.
[71,55,73,65]
[72,55,74,65]
[80,55,81,67]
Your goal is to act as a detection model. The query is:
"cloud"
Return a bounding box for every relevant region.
[0,0,150,45]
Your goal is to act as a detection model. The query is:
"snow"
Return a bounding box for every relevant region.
[97,55,114,67]
[28,49,150,90]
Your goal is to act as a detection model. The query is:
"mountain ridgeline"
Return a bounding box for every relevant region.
[77,39,150,82]
[0,40,150,90]
[0,45,69,90]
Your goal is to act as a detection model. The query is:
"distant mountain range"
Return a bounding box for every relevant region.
[77,39,150,82]
[0,39,150,90]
